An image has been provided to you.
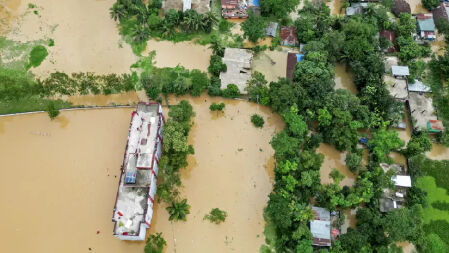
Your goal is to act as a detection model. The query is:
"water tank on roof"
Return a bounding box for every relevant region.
[125,171,136,184]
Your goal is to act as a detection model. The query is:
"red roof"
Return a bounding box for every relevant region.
[416,13,433,20]
[280,26,299,47]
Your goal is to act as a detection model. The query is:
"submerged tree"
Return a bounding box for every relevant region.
[144,232,166,253]
[167,199,191,221]
[204,208,227,224]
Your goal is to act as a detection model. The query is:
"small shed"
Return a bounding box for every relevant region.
[310,206,331,247]
[391,65,410,77]
[417,14,436,41]
[392,0,411,17]
[379,30,397,53]
[266,22,278,37]
[346,3,368,16]
[380,198,399,212]
[280,26,299,47]
[392,175,412,188]
[286,52,304,80]
[408,79,431,93]
[427,120,444,133]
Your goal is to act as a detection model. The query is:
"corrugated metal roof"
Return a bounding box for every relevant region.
[265,22,278,37]
[418,18,435,32]
[392,175,412,187]
[408,79,431,93]
[391,65,410,76]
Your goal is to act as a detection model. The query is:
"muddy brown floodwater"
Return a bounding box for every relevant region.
[0,108,147,253]
[334,63,358,94]
[149,94,284,253]
[317,143,356,187]
[5,0,137,78]
[252,48,291,83]
[406,0,429,14]
[426,143,449,161]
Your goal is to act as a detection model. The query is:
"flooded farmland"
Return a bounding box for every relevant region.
[149,94,284,253]
[317,143,356,187]
[0,94,284,252]
[0,108,146,253]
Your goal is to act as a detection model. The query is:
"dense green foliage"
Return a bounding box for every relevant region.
[46,101,60,120]
[246,71,270,105]
[204,208,227,224]
[157,101,195,203]
[27,45,48,69]
[208,55,227,76]
[144,233,166,253]
[222,84,240,98]
[209,102,225,111]
[402,131,432,158]
[167,199,190,221]
[422,0,440,10]
[251,114,265,128]
[260,0,299,18]
[241,12,266,43]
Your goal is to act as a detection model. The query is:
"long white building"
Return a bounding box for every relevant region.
[112,103,164,240]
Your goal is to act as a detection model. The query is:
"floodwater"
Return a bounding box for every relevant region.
[67,91,146,107]
[149,94,284,253]
[334,63,357,94]
[426,143,449,161]
[340,209,357,234]
[396,109,412,144]
[0,0,21,35]
[0,108,148,253]
[4,0,137,77]
[406,0,429,14]
[326,0,343,15]
[145,40,212,72]
[251,48,291,83]
[317,143,356,187]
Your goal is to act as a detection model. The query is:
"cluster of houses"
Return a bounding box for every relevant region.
[379,163,412,212]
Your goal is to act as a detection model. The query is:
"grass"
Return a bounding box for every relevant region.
[411,156,449,190]
[417,176,449,224]
[0,97,72,115]
[260,212,277,253]
[27,45,48,69]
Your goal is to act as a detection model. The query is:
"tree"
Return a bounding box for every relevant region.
[166,199,190,221]
[246,71,270,105]
[46,101,59,120]
[397,36,424,62]
[241,12,266,43]
[222,84,240,98]
[407,186,427,207]
[204,208,227,224]
[260,0,299,18]
[201,11,218,33]
[181,9,203,32]
[251,114,265,128]
[208,55,226,76]
[269,78,305,113]
[168,100,195,125]
[420,233,448,253]
[346,152,362,173]
[282,104,308,138]
[330,168,345,184]
[422,0,440,10]
[190,70,209,96]
[403,132,432,157]
[368,128,404,162]
[209,102,225,111]
[266,192,292,231]
[144,232,166,253]
[396,13,416,37]
[270,130,300,161]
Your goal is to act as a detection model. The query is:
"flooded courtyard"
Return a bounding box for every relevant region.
[317,143,356,187]
[149,94,284,252]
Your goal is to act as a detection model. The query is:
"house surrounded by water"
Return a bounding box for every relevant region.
[112,102,164,240]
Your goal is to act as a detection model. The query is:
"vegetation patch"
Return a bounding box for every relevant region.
[209,102,225,112]
[204,208,227,224]
[431,201,449,211]
[144,232,166,253]
[251,114,265,128]
[27,45,48,69]
[167,199,190,222]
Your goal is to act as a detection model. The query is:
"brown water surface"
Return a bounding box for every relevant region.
[0,0,21,35]
[67,91,145,107]
[252,49,291,83]
[0,108,147,253]
[326,0,343,15]
[149,94,284,253]
[406,0,429,14]
[334,63,357,94]
[317,143,356,187]
[427,143,449,160]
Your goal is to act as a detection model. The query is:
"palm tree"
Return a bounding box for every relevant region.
[166,199,190,221]
[110,3,126,21]
[131,25,149,43]
[201,12,218,32]
[209,35,225,56]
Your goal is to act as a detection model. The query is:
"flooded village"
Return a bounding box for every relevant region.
[1,0,449,252]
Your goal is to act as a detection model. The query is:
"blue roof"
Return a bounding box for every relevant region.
[252,0,260,7]
[296,54,305,62]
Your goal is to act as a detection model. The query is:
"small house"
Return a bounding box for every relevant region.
[266,22,278,37]
[391,65,410,78]
[346,3,368,16]
[392,0,411,17]
[219,48,253,94]
[162,0,210,14]
[221,0,259,19]
[427,120,444,133]
[280,26,299,47]
[416,14,436,41]
[408,79,431,93]
[432,3,449,24]
[392,175,412,188]
[286,52,304,81]
[310,206,332,247]
[379,30,397,53]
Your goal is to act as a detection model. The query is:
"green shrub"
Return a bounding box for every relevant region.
[46,101,60,120]
[166,199,191,221]
[208,55,227,76]
[345,152,362,173]
[218,19,233,33]
[204,208,227,224]
[251,114,265,128]
[424,220,449,247]
[144,232,166,253]
[208,76,222,96]
[432,201,449,211]
[222,84,240,98]
[27,45,48,69]
[209,102,225,111]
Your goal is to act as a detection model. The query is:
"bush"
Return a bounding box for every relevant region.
[204,208,227,224]
[144,233,166,253]
[28,45,48,69]
[345,152,362,173]
[208,55,227,76]
[241,12,266,43]
[208,76,222,96]
[209,102,225,111]
[46,101,60,120]
[222,84,240,98]
[166,199,190,221]
[218,19,233,33]
[251,114,265,128]
[422,0,440,10]
[190,70,209,96]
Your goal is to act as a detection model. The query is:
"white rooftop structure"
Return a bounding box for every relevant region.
[112,103,164,241]
[384,75,408,101]
[408,92,438,129]
[408,79,431,93]
[392,175,412,188]
[392,66,410,76]
[310,206,331,247]
[220,48,253,94]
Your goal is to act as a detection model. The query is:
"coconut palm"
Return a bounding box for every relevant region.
[110,3,127,21]
[166,199,190,221]
[181,10,202,32]
[201,11,218,32]
[131,25,149,43]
